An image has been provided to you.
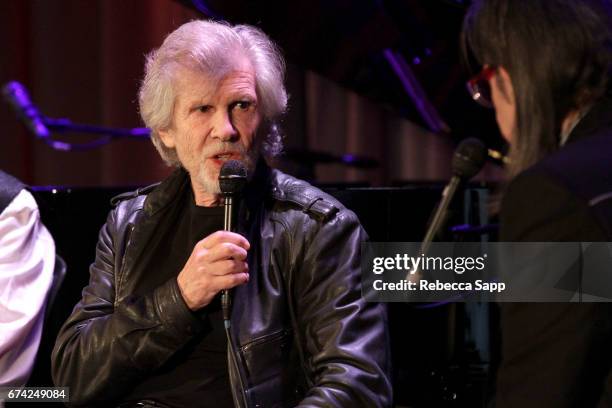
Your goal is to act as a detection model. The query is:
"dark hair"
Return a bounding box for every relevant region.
[462,0,612,176]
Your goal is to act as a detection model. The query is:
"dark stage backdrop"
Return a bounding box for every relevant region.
[0,0,505,189]
[1,0,199,187]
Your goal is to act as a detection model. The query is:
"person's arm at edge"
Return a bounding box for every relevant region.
[0,190,55,386]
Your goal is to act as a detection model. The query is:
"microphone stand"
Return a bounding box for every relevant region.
[405,176,461,284]
[39,117,151,151]
[3,80,151,151]
[406,138,487,281]
[420,176,461,257]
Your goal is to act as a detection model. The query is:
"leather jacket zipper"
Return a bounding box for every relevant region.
[241,329,288,353]
[226,326,250,408]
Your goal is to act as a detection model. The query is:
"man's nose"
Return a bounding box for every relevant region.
[211,110,238,142]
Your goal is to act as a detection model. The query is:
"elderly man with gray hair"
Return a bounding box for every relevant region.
[51,20,392,408]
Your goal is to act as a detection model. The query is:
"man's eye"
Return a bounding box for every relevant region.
[197,105,211,113]
[233,101,253,111]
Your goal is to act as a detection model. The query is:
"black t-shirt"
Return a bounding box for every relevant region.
[124,190,233,407]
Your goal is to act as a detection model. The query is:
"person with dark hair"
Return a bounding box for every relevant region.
[463,0,612,406]
[51,20,391,408]
[0,170,55,387]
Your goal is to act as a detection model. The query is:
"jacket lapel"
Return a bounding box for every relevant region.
[117,168,190,298]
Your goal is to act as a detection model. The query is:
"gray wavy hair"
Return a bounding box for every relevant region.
[139,20,288,166]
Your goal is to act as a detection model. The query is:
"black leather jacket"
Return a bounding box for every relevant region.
[52,164,392,407]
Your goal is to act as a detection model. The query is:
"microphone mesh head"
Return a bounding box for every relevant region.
[451,138,487,179]
[219,160,248,195]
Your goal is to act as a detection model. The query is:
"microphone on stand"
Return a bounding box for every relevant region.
[2,81,50,139]
[218,160,248,323]
[408,138,487,281]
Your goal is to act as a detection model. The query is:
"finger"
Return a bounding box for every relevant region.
[206,242,248,263]
[209,272,250,292]
[209,260,249,276]
[200,231,250,250]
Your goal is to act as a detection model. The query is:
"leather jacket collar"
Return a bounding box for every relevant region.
[143,159,272,217]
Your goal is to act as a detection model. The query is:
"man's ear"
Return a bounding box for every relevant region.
[158,128,176,148]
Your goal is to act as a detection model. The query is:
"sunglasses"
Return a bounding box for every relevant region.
[466,65,497,108]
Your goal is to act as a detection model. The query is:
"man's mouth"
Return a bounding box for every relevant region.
[212,153,236,161]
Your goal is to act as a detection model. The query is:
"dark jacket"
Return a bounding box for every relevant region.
[51,164,392,407]
[496,96,612,408]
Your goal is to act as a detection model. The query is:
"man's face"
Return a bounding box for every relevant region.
[159,59,262,198]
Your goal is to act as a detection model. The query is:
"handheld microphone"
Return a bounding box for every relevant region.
[2,81,50,139]
[218,160,250,408]
[408,138,487,280]
[218,160,248,323]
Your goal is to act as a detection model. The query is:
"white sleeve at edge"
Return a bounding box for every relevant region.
[0,189,55,387]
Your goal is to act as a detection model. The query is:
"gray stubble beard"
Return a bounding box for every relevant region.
[195,144,260,195]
